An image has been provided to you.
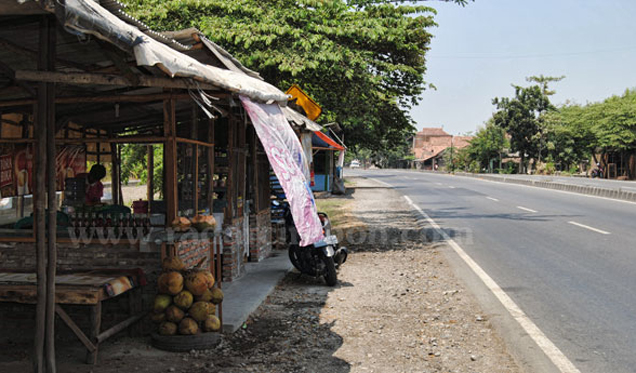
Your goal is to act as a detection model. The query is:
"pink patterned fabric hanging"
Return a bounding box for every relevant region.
[240,96,324,246]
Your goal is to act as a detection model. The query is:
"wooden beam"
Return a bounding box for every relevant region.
[0,92,204,108]
[86,302,102,364]
[96,312,145,343]
[15,70,225,91]
[0,37,93,72]
[43,15,58,373]
[191,105,198,215]
[0,138,36,143]
[164,94,178,225]
[33,15,49,373]
[175,137,214,148]
[57,136,167,145]
[147,145,154,204]
[109,130,120,206]
[55,305,97,353]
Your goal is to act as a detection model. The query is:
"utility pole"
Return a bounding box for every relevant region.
[450,135,454,173]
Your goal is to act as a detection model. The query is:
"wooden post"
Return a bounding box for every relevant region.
[86,302,102,364]
[207,118,215,213]
[118,145,123,205]
[34,15,57,373]
[163,94,177,224]
[191,105,198,215]
[147,145,154,204]
[194,145,199,214]
[109,130,120,205]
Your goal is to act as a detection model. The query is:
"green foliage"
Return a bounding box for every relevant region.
[446,121,507,173]
[586,89,636,151]
[492,76,561,172]
[120,144,164,196]
[120,0,466,152]
[541,105,594,171]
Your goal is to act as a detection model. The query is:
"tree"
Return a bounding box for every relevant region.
[492,76,562,173]
[541,104,594,172]
[465,121,507,172]
[121,0,469,152]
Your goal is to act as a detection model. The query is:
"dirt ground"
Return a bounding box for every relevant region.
[0,177,522,373]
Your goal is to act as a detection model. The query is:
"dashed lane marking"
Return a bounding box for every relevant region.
[517,206,538,213]
[568,221,611,235]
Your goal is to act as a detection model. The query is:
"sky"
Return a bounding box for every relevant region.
[411,0,636,135]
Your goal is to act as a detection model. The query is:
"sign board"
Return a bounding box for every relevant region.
[286,84,322,121]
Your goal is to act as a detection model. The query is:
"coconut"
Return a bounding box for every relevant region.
[178,318,199,335]
[153,294,172,313]
[202,315,221,332]
[191,215,216,232]
[174,290,194,310]
[150,312,166,324]
[159,321,178,336]
[195,289,213,302]
[185,271,214,296]
[158,271,184,295]
[210,288,224,305]
[162,256,185,272]
[189,301,212,322]
[171,217,191,232]
[165,305,185,323]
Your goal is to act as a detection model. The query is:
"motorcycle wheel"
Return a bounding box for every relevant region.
[288,245,303,272]
[322,255,337,287]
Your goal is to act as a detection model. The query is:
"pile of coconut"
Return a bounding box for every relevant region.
[151,256,223,336]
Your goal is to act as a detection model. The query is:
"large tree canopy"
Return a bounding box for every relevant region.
[121,0,466,150]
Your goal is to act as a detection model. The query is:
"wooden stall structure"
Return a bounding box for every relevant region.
[0,1,290,371]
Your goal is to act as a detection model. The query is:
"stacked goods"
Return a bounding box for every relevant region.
[171,215,216,232]
[151,256,223,336]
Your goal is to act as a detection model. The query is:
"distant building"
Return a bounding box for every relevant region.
[412,128,473,170]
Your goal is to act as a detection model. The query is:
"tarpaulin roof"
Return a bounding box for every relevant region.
[61,0,290,104]
[313,131,344,151]
[281,106,323,132]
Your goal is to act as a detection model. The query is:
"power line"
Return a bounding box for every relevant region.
[429,46,636,60]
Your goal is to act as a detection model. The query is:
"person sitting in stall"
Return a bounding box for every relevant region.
[85,164,106,205]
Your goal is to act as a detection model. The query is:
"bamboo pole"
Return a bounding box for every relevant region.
[44,16,57,373]
[147,145,154,204]
[33,15,51,373]
[164,93,178,224]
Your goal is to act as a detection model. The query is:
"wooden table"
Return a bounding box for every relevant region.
[0,270,145,364]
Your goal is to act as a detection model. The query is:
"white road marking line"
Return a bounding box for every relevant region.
[436,183,443,186]
[449,186,456,189]
[568,221,611,235]
[373,179,394,188]
[401,194,581,373]
[516,206,538,213]
[487,197,499,202]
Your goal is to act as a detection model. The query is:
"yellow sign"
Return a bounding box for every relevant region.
[286,84,322,121]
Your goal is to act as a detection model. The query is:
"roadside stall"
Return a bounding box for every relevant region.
[0,0,301,369]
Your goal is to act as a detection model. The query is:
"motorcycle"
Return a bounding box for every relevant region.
[591,167,603,178]
[278,201,347,286]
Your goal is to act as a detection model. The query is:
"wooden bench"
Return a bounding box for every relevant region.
[0,270,145,364]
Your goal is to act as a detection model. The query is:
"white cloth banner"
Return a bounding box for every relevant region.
[240,96,324,246]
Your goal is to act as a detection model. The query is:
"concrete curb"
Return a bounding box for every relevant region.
[221,251,293,333]
[452,172,636,203]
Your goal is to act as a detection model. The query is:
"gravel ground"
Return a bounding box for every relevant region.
[0,177,522,373]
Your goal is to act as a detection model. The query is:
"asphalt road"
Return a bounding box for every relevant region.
[346,168,636,373]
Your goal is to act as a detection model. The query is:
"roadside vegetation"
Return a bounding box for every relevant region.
[450,76,636,178]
